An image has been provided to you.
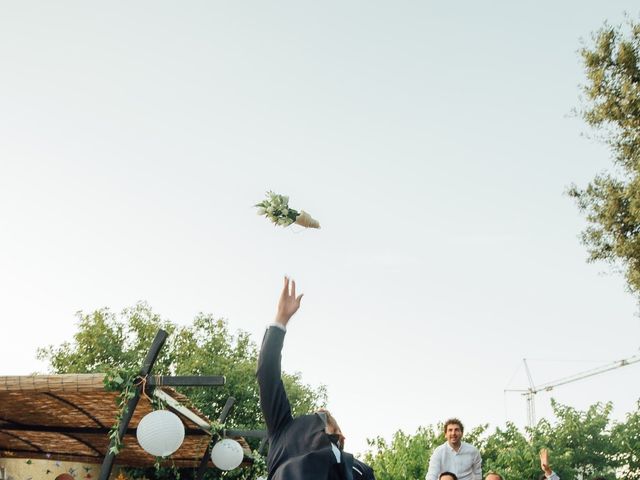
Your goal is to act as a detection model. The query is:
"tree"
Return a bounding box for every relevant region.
[363,426,440,480]
[611,400,640,480]
[568,17,640,293]
[482,422,537,480]
[37,302,326,479]
[528,400,616,479]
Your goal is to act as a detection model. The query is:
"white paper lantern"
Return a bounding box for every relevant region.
[136,410,185,457]
[211,438,244,470]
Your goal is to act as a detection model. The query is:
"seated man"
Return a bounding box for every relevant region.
[257,277,375,480]
[425,418,482,480]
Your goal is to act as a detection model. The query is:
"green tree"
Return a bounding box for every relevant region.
[482,422,537,479]
[611,400,640,480]
[568,17,640,293]
[529,400,616,479]
[363,426,440,480]
[37,302,326,479]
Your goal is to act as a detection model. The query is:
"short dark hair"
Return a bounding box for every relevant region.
[443,418,464,433]
[439,473,458,480]
[485,473,503,480]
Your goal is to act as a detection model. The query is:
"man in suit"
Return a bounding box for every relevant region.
[257,277,375,480]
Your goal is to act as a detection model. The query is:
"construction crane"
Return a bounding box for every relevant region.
[505,353,640,428]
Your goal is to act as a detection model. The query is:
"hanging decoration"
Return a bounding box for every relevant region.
[210,438,244,471]
[136,410,185,457]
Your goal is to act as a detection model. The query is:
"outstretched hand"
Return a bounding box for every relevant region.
[275,276,304,327]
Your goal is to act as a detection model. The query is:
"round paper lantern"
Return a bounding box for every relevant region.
[211,438,244,470]
[136,410,185,457]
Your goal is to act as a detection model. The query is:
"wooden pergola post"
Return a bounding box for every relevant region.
[98,329,168,480]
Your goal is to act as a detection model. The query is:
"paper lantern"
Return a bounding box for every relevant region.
[136,410,185,457]
[211,438,244,470]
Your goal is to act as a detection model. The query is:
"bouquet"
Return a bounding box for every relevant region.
[255,191,320,229]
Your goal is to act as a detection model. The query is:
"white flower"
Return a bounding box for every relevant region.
[257,208,266,216]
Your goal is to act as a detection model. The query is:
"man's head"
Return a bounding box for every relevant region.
[443,418,464,448]
[316,409,345,450]
[485,473,503,480]
[439,473,458,480]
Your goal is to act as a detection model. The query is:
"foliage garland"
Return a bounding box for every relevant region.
[103,368,167,455]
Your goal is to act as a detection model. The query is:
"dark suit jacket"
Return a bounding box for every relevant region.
[257,326,375,480]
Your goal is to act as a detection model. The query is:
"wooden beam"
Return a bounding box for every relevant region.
[153,389,212,432]
[98,329,168,480]
[224,429,267,439]
[148,376,225,387]
[0,423,207,436]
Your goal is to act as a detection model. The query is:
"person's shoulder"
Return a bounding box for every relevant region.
[461,441,480,453]
[431,442,448,454]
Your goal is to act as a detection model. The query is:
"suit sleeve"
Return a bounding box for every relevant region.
[256,326,294,435]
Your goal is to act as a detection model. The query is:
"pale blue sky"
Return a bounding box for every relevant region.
[1,1,640,456]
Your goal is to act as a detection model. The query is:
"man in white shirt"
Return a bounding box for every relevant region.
[425,418,482,480]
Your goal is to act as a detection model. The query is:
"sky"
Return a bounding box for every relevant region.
[1,0,640,458]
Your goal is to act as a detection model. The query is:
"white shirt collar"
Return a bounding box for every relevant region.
[331,442,341,462]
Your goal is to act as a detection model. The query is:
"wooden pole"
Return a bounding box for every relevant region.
[98,329,168,480]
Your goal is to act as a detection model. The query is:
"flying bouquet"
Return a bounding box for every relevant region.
[255,191,320,229]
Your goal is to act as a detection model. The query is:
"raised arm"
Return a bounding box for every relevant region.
[257,277,304,435]
[540,448,559,480]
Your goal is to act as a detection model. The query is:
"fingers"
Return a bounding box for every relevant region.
[281,276,303,303]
